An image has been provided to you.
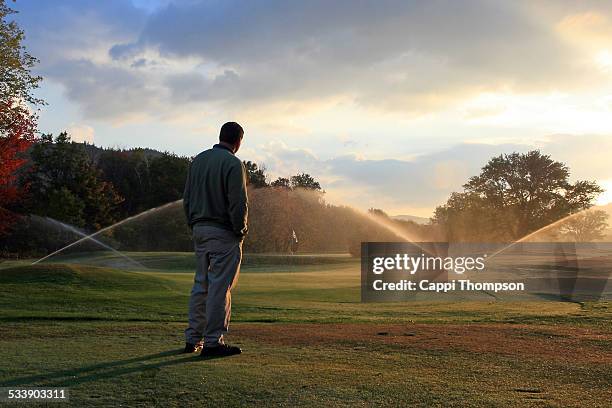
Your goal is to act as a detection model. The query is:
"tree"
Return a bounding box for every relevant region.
[290,173,321,190]
[368,208,389,218]
[147,152,189,208]
[270,177,290,189]
[0,115,34,235]
[0,0,43,235]
[97,149,151,217]
[433,192,513,242]
[22,133,122,230]
[433,151,603,242]
[243,161,268,188]
[0,1,42,105]
[557,210,609,242]
[95,148,190,217]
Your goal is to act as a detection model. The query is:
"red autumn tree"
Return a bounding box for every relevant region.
[0,1,43,235]
[0,103,36,235]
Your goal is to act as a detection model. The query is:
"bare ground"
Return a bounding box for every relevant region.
[232,323,612,364]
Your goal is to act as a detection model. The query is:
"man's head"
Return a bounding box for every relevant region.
[219,122,244,153]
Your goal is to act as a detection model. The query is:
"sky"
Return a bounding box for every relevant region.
[12,0,612,216]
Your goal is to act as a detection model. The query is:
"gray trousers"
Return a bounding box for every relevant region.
[185,225,242,346]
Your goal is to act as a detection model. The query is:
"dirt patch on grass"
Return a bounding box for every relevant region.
[2,321,609,365]
[232,323,612,364]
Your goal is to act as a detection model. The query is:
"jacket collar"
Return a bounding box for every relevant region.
[213,143,234,154]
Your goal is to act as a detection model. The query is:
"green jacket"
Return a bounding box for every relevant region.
[183,144,249,238]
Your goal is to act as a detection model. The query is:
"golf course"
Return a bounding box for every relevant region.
[0,253,610,407]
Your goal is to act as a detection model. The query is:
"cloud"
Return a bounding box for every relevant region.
[248,135,612,216]
[241,141,319,178]
[123,1,608,109]
[321,143,525,213]
[43,59,164,122]
[15,0,612,122]
[534,134,612,181]
[246,140,526,215]
[15,0,145,64]
[556,10,612,48]
[67,123,95,143]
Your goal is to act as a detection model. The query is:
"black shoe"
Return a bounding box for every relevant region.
[182,342,203,353]
[201,343,242,357]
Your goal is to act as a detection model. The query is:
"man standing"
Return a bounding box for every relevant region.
[183,122,248,357]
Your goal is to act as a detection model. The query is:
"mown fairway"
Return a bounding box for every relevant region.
[0,253,610,407]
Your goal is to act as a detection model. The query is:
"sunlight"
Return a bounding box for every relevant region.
[596,180,612,205]
[595,50,612,72]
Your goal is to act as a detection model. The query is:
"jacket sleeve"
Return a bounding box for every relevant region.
[183,163,192,226]
[227,160,249,238]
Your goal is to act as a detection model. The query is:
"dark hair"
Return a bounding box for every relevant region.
[219,122,244,144]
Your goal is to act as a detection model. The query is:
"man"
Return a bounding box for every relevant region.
[182,122,248,357]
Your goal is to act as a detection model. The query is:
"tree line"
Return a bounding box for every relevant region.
[2,129,607,257]
[2,131,420,256]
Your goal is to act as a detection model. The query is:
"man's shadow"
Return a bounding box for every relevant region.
[0,349,225,387]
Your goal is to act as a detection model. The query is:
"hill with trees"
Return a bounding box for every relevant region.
[0,131,608,257]
[1,133,433,257]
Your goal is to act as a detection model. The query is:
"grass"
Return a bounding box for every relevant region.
[32,251,356,272]
[0,253,610,407]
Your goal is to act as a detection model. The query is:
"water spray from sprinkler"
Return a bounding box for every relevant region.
[32,200,182,265]
[37,216,146,269]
